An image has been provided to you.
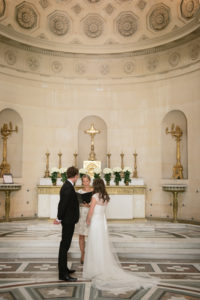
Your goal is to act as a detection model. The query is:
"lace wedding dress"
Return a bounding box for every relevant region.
[83,193,159,294]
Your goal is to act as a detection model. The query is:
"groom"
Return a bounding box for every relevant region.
[56,166,79,281]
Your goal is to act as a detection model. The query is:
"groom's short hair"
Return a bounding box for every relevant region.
[67,166,79,179]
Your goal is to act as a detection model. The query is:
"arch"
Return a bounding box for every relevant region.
[161,110,188,179]
[0,108,23,177]
[78,115,107,169]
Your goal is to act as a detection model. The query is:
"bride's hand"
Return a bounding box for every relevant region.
[86,218,90,226]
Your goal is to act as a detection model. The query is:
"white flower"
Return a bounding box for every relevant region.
[94,168,101,174]
[103,168,112,174]
[113,167,122,173]
[123,166,132,173]
[79,168,87,174]
[50,167,59,174]
[59,167,67,174]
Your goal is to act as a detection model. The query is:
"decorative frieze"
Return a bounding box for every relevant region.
[4,50,17,65]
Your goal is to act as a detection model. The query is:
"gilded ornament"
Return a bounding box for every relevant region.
[117,13,137,37]
[16,3,38,29]
[0,0,5,17]
[49,12,70,36]
[149,5,170,31]
[124,61,134,74]
[4,50,17,65]
[180,0,200,19]
[83,15,103,38]
[52,61,63,73]
[84,124,100,161]
[168,52,180,67]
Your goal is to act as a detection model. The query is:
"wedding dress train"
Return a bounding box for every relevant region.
[83,193,159,294]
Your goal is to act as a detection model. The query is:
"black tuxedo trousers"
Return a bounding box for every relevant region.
[57,180,79,277]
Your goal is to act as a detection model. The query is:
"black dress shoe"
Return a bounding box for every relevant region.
[59,274,77,282]
[67,269,75,274]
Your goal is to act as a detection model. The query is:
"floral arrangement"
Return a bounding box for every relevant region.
[93,167,101,179]
[103,168,112,185]
[50,167,60,185]
[112,167,122,185]
[60,167,67,183]
[79,168,87,179]
[123,167,132,185]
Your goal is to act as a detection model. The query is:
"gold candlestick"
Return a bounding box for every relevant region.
[133,151,138,178]
[84,124,100,161]
[166,124,183,179]
[44,152,50,178]
[120,152,124,170]
[73,152,78,168]
[0,122,18,177]
[58,152,62,177]
[107,153,111,168]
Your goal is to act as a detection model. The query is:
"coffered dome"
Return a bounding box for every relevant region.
[0,0,199,53]
[0,0,200,82]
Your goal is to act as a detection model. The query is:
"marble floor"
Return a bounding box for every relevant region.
[0,220,200,300]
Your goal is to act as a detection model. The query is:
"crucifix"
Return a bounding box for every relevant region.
[84,124,100,161]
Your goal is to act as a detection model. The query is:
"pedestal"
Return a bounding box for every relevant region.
[0,184,22,222]
[162,184,187,222]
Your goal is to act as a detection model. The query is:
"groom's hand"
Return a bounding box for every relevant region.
[53,219,61,225]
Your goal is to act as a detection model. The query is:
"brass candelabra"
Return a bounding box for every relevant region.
[44,152,50,178]
[58,152,62,177]
[120,152,124,170]
[0,122,18,177]
[73,152,78,168]
[166,124,183,179]
[133,151,138,178]
[107,153,111,168]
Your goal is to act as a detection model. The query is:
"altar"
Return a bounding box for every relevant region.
[37,178,146,220]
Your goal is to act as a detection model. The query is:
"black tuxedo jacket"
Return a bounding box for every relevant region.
[57,180,79,224]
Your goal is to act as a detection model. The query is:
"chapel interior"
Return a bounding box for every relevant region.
[0,0,200,299]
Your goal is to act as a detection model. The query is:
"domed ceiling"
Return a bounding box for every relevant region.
[0,0,200,53]
[0,0,200,81]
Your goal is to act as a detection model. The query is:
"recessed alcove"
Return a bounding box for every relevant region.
[0,108,23,178]
[162,110,188,179]
[78,115,107,169]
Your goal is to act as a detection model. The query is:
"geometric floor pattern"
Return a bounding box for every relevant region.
[0,221,200,299]
[1,258,200,299]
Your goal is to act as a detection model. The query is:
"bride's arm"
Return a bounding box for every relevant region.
[86,197,96,225]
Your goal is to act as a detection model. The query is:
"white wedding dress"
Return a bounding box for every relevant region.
[83,193,159,295]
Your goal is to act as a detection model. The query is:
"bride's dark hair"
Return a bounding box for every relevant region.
[92,178,110,202]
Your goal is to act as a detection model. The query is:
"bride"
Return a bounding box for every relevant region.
[83,178,159,294]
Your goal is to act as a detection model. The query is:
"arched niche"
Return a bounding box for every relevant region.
[78,116,107,169]
[0,108,23,177]
[162,110,188,179]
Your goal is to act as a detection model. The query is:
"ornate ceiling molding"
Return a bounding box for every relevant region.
[0,1,199,54]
